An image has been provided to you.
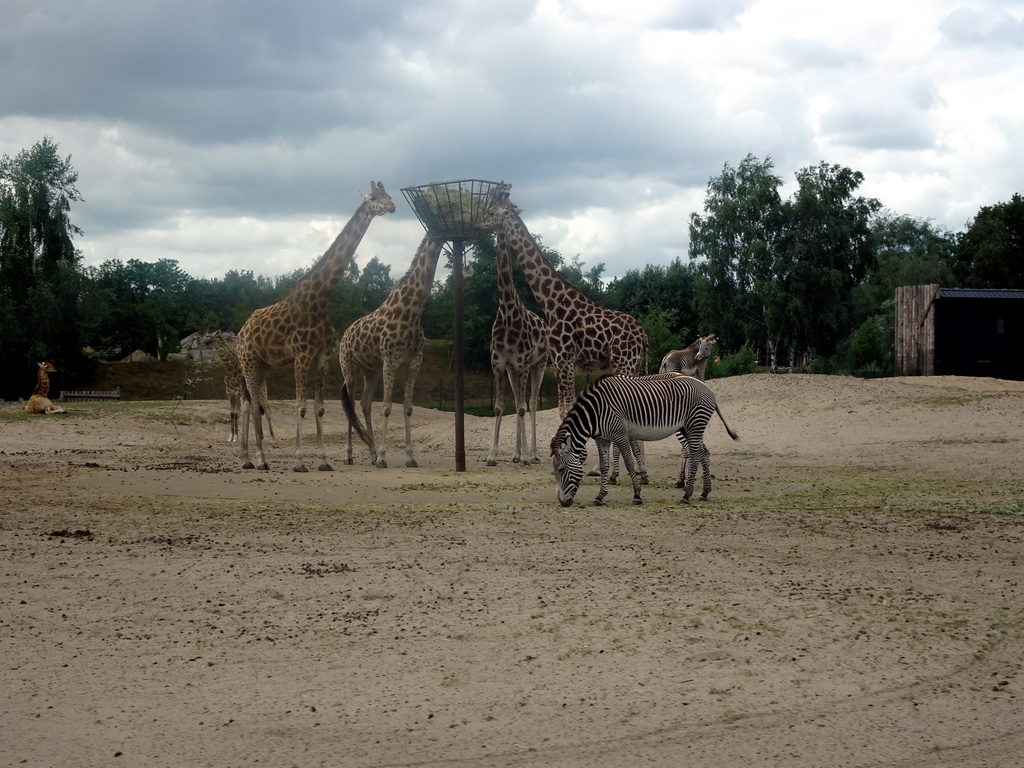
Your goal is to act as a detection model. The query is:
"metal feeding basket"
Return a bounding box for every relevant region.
[398,178,509,473]
[401,179,509,240]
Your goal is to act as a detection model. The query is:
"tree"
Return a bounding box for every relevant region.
[0,137,86,396]
[779,162,880,360]
[689,153,785,363]
[955,193,1024,288]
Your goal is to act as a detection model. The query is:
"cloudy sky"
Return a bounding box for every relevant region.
[2,0,1022,283]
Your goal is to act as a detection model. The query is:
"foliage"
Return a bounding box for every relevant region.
[705,342,755,379]
[690,154,881,368]
[954,193,1024,288]
[0,137,87,397]
[3,136,1021,399]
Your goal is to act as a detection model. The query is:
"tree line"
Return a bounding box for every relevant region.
[2,139,1022,400]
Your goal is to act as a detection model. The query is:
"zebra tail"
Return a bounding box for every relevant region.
[715,403,740,441]
[341,382,373,450]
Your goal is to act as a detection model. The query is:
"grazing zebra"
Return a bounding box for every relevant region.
[658,333,717,486]
[550,372,739,507]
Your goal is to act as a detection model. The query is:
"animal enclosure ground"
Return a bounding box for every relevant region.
[1,374,1023,767]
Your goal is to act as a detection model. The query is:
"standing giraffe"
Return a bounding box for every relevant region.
[24,362,67,414]
[339,234,443,468]
[484,191,649,478]
[200,331,275,444]
[486,237,549,466]
[484,191,649,416]
[236,181,393,471]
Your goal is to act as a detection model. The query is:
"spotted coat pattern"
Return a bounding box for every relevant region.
[339,235,443,469]
[235,181,394,471]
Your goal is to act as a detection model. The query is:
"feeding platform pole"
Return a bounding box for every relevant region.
[401,179,509,471]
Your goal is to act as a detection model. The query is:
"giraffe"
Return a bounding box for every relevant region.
[486,236,549,466]
[24,361,67,414]
[339,234,443,468]
[484,190,649,477]
[200,331,275,444]
[236,181,393,471]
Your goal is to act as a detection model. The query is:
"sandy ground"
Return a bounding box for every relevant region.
[2,373,1023,768]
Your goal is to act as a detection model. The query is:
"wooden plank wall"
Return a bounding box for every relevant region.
[894,284,940,375]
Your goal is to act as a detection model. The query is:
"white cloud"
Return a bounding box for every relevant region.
[1,0,1021,284]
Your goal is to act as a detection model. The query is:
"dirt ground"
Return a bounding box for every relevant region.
[2,373,1023,768]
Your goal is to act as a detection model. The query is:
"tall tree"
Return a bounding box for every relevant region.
[689,153,785,362]
[780,162,880,359]
[955,193,1024,288]
[0,137,86,396]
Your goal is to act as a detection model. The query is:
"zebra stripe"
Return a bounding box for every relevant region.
[550,372,738,507]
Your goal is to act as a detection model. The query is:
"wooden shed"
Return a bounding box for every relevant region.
[895,284,1024,380]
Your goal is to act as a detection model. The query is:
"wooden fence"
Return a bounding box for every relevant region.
[894,284,940,375]
[60,388,122,403]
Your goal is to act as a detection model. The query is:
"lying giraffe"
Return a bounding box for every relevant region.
[25,362,67,414]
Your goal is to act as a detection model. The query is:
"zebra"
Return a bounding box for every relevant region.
[550,372,739,507]
[659,333,717,378]
[658,333,717,487]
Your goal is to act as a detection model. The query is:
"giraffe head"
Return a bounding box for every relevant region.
[483,188,521,230]
[361,181,397,217]
[38,361,58,375]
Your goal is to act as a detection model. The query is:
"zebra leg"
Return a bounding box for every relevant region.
[681,443,701,503]
[698,445,713,500]
[612,435,644,505]
[674,430,688,488]
[593,438,612,506]
[631,439,649,484]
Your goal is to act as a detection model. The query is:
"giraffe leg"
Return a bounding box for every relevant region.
[526,362,543,464]
[375,361,396,468]
[486,365,506,467]
[292,363,310,472]
[402,353,421,467]
[312,358,332,472]
[508,369,527,464]
[359,375,379,463]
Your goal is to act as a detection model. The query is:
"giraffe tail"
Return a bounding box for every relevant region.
[341,382,373,450]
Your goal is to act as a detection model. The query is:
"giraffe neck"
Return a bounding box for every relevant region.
[290,200,375,312]
[34,367,50,397]
[380,236,443,315]
[495,239,525,311]
[501,209,589,317]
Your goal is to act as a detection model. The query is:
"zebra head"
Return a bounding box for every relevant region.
[551,428,585,507]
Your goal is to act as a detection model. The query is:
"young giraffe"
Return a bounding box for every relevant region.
[484,191,650,479]
[339,234,443,468]
[24,361,67,414]
[200,331,275,444]
[236,181,392,471]
[486,236,549,466]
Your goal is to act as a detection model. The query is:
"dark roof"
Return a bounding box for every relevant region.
[940,288,1024,299]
